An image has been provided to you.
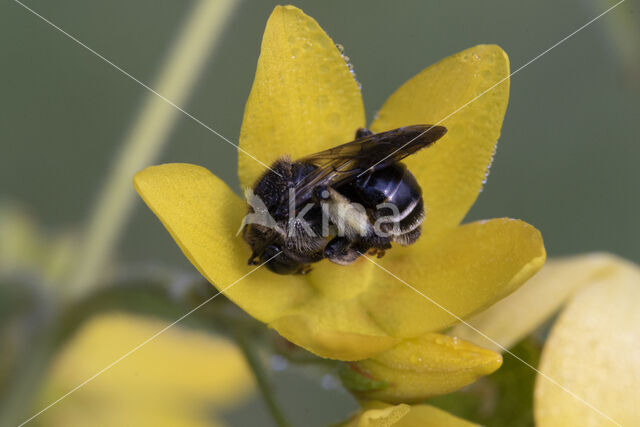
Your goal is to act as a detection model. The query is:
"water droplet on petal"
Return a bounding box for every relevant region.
[316,95,329,108]
[334,42,361,91]
[327,112,341,126]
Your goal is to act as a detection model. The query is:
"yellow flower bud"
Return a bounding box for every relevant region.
[341,333,502,403]
[343,401,477,427]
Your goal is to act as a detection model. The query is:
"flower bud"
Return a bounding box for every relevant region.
[343,401,477,427]
[340,333,502,403]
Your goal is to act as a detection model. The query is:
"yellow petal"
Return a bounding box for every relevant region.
[534,260,640,426]
[346,402,477,427]
[370,45,510,243]
[38,313,253,426]
[361,218,545,337]
[342,333,502,403]
[134,163,311,322]
[270,310,399,361]
[238,5,365,187]
[450,253,623,352]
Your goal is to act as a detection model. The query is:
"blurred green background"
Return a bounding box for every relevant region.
[1,0,638,425]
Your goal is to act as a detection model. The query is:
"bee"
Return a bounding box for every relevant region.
[242,125,447,275]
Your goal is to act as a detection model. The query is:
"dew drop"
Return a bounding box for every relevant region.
[316,95,329,108]
[480,143,498,189]
[327,112,341,126]
[334,43,361,91]
[313,33,330,47]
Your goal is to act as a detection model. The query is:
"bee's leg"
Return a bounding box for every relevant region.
[324,237,361,265]
[355,127,374,139]
[360,234,391,258]
[367,248,387,258]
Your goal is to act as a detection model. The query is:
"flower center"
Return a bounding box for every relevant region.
[304,258,373,300]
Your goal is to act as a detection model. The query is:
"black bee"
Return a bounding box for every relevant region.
[242,125,447,275]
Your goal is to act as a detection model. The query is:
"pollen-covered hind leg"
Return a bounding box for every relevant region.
[355,127,374,139]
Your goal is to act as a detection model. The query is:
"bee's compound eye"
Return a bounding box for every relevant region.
[263,244,282,258]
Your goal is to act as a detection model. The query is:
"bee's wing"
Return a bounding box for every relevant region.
[294,124,446,205]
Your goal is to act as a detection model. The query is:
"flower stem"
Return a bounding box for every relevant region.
[235,331,291,427]
[67,0,239,298]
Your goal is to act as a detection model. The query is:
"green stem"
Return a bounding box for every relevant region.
[235,330,291,427]
[67,0,239,298]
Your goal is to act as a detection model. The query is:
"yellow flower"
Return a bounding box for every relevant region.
[36,313,254,427]
[344,401,477,427]
[451,253,640,426]
[134,5,545,361]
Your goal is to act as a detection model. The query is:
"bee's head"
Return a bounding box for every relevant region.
[242,223,302,275]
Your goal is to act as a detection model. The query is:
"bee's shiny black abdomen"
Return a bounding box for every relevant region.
[338,162,425,245]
